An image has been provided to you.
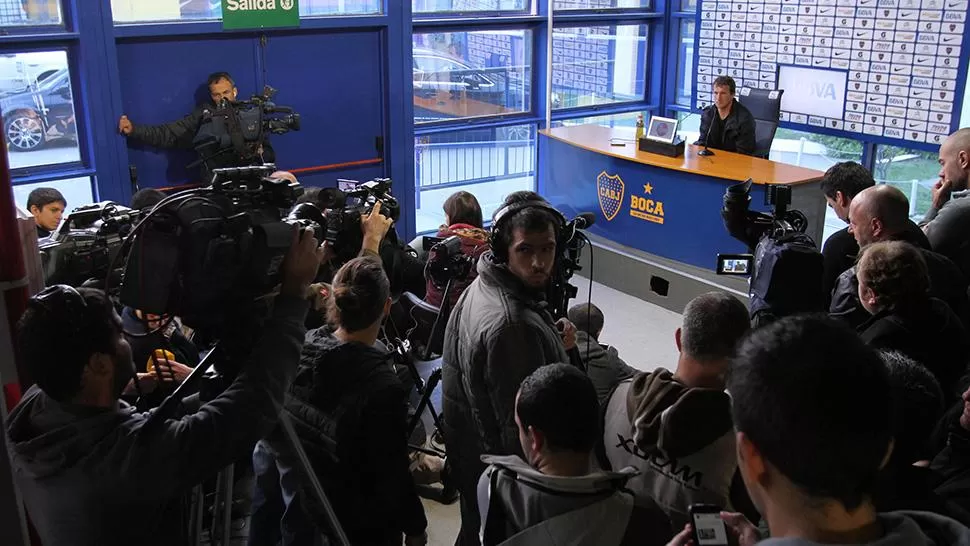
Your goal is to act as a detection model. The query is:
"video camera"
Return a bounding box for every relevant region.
[119,164,323,343]
[39,202,141,288]
[193,85,300,172]
[718,178,823,324]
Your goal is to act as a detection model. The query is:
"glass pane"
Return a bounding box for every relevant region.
[874,145,940,221]
[112,0,380,23]
[554,0,650,8]
[413,31,532,123]
[415,124,535,233]
[674,20,694,107]
[552,24,648,110]
[772,128,863,244]
[12,176,94,215]
[0,0,62,27]
[414,0,528,13]
[0,51,80,169]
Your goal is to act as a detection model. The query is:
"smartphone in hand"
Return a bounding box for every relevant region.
[689,504,730,546]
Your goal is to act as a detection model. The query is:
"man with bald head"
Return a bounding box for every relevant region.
[923,128,970,280]
[830,185,969,330]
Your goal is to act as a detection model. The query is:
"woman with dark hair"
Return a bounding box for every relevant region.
[250,256,428,546]
[857,240,970,403]
[425,190,490,307]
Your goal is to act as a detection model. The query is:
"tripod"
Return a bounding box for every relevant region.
[145,341,350,546]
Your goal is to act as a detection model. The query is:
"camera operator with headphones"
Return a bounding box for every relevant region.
[5,228,324,546]
[118,72,275,181]
[441,191,578,546]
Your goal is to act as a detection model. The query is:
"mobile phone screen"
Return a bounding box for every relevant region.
[692,512,729,546]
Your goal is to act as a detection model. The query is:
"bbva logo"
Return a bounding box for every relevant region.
[810,82,838,100]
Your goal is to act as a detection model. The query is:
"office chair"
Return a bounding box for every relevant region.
[739,87,784,159]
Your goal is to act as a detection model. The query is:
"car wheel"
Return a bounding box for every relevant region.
[5,112,45,152]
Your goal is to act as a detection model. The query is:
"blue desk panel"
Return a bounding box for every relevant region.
[538,135,772,271]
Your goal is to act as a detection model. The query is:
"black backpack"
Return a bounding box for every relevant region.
[749,232,824,326]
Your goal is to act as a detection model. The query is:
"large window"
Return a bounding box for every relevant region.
[413,30,532,123]
[112,0,380,23]
[874,145,940,221]
[414,124,535,233]
[552,24,647,110]
[0,51,80,170]
[414,0,529,14]
[0,0,61,27]
[555,0,651,8]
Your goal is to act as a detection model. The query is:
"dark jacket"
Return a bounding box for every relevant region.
[442,251,569,543]
[121,306,199,373]
[695,100,756,156]
[268,326,427,544]
[756,511,970,545]
[860,298,970,402]
[575,330,636,405]
[425,223,490,309]
[4,295,308,546]
[601,370,739,529]
[477,454,673,546]
[924,190,970,282]
[830,229,968,331]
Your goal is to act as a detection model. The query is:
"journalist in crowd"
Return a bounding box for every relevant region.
[478,363,672,545]
[442,191,578,545]
[5,227,324,546]
[119,71,274,181]
[250,254,428,546]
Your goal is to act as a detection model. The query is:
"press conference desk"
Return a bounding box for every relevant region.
[537,125,825,300]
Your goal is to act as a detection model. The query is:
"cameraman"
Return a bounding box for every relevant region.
[441,191,577,546]
[5,228,324,546]
[118,72,274,181]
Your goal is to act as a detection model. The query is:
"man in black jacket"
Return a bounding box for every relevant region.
[442,191,577,546]
[118,72,275,182]
[5,227,323,546]
[830,184,968,330]
[568,302,636,405]
[694,76,756,156]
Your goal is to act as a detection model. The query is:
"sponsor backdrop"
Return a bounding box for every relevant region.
[538,137,770,270]
[694,0,970,149]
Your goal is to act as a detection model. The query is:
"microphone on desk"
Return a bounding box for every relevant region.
[697,104,716,157]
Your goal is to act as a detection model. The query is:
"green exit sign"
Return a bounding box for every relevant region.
[222,0,299,30]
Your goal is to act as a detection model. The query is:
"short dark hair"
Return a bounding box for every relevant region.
[880,351,944,465]
[443,191,483,228]
[27,187,66,212]
[857,241,929,311]
[567,303,604,338]
[517,363,599,453]
[728,315,893,511]
[820,162,875,201]
[681,292,750,361]
[491,191,560,261]
[130,188,166,211]
[17,288,121,402]
[206,72,234,88]
[713,76,736,94]
[327,256,390,332]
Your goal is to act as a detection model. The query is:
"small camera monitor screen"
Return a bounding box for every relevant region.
[646,116,679,144]
[716,254,753,276]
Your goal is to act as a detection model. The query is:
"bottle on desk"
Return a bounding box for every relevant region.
[635,113,645,141]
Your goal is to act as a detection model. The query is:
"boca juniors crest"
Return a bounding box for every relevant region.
[597,171,625,221]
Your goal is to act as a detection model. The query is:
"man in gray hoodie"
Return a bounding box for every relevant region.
[5,228,323,546]
[601,291,751,528]
[668,315,970,546]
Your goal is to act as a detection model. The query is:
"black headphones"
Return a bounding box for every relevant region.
[490,200,567,262]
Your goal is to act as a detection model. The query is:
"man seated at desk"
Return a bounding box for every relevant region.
[695,76,756,156]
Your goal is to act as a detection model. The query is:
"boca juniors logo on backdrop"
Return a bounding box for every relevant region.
[597,171,625,221]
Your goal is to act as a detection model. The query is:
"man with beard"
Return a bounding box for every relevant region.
[442,191,577,545]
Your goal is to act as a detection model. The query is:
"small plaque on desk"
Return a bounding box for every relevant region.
[639,136,686,157]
